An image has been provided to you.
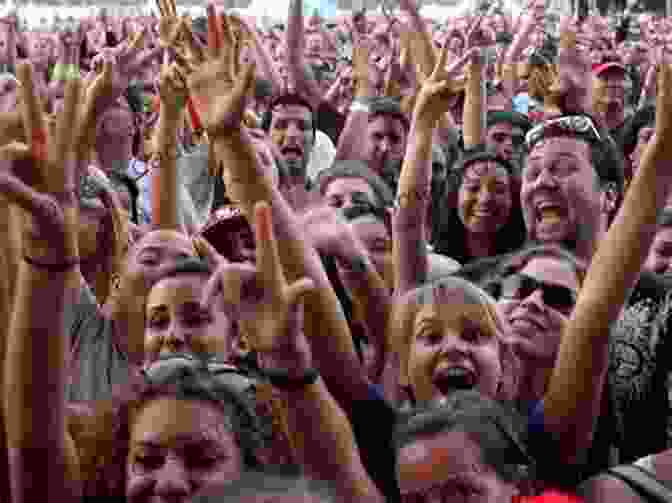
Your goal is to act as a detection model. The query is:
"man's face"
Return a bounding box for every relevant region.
[594,70,626,129]
[486,122,525,164]
[363,115,407,176]
[269,104,314,179]
[521,137,603,247]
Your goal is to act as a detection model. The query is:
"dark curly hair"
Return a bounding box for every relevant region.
[431,150,527,265]
[394,390,534,489]
[71,363,263,498]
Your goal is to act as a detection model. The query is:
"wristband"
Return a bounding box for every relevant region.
[263,367,319,391]
[24,255,79,272]
[349,100,370,113]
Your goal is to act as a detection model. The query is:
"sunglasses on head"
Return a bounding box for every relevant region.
[500,273,577,314]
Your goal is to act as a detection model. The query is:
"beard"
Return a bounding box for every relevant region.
[284,157,307,180]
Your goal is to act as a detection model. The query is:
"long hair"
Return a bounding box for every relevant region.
[431,151,526,265]
[390,277,520,404]
[69,364,263,498]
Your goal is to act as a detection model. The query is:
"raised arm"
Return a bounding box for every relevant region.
[542,64,672,464]
[4,64,83,503]
[203,202,382,502]
[394,49,473,294]
[286,0,322,108]
[188,6,368,412]
[150,61,186,231]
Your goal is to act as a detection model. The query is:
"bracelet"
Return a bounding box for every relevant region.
[349,101,370,113]
[24,255,80,272]
[262,367,319,391]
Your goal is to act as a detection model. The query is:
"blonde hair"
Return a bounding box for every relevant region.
[390,277,517,399]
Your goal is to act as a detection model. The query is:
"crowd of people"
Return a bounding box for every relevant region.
[1,0,672,501]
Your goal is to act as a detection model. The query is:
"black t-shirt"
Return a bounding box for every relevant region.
[315,102,346,146]
[608,271,672,464]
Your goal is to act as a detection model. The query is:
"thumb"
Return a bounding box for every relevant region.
[285,277,315,308]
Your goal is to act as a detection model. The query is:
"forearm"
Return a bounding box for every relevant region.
[5,264,80,503]
[463,59,484,148]
[334,109,369,162]
[401,5,436,79]
[151,107,182,231]
[544,139,672,462]
[250,36,283,94]
[213,132,366,406]
[337,252,391,379]
[393,123,433,294]
[270,376,383,503]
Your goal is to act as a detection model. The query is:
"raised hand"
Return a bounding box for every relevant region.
[200,202,315,355]
[412,45,477,130]
[186,4,256,137]
[552,16,592,116]
[0,63,80,262]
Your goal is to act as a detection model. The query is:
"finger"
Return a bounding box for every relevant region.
[130,27,145,51]
[17,63,46,161]
[53,78,81,187]
[156,0,167,18]
[447,47,478,77]
[193,235,226,268]
[432,44,449,79]
[0,170,54,219]
[252,200,286,291]
[207,3,223,57]
[167,0,177,17]
[284,277,315,308]
[233,61,256,97]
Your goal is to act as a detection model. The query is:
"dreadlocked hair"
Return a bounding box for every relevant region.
[70,366,263,498]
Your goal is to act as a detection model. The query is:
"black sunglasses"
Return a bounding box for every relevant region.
[500,273,577,314]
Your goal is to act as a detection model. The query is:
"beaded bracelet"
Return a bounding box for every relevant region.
[262,367,320,392]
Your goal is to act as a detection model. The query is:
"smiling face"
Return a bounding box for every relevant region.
[407,287,503,404]
[145,274,233,363]
[521,137,603,248]
[486,122,525,164]
[398,430,519,503]
[126,397,243,503]
[643,226,672,275]
[497,256,580,364]
[364,115,407,176]
[458,161,512,236]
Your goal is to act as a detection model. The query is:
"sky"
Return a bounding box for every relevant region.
[8,0,525,29]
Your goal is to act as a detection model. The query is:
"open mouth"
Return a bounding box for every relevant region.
[282,147,302,161]
[536,202,566,225]
[433,366,476,394]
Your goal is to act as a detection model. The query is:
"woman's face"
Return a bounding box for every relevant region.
[497,257,579,364]
[458,162,512,236]
[398,429,519,503]
[145,273,233,363]
[407,287,503,404]
[126,397,243,503]
[643,226,672,276]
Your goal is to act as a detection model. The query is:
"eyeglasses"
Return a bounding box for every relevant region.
[500,273,577,314]
[525,115,602,150]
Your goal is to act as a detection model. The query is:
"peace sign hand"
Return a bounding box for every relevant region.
[0,63,81,263]
[200,202,315,355]
[413,46,477,130]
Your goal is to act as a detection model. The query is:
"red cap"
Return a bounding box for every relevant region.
[593,62,627,77]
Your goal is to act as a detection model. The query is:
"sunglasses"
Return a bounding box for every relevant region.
[500,273,577,314]
[525,115,602,150]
